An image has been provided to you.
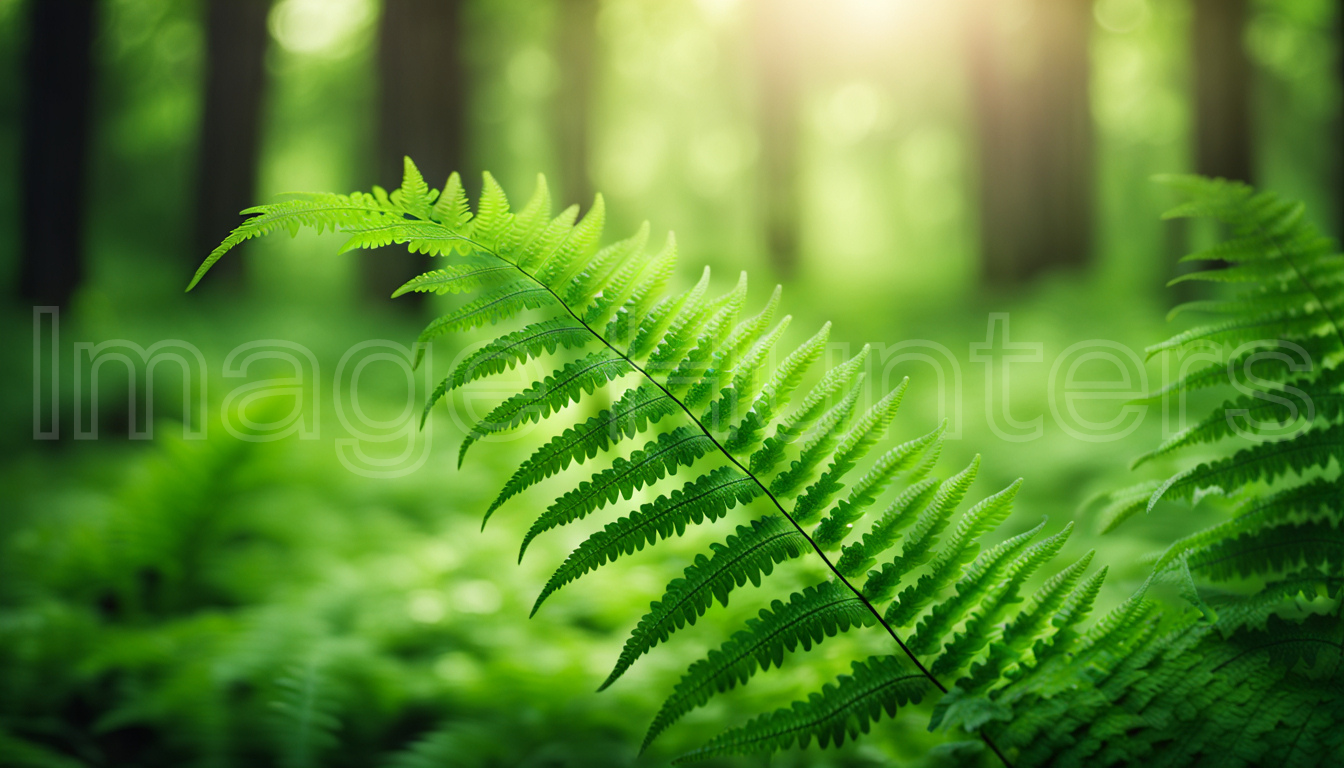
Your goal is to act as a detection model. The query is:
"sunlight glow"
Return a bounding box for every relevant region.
[269,0,374,57]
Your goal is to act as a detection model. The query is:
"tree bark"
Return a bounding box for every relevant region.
[371,0,471,305]
[752,0,804,280]
[968,0,1095,284]
[19,0,98,308]
[192,0,272,286]
[554,0,598,209]
[1192,0,1253,184]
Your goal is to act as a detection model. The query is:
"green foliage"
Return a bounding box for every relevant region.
[997,177,1344,765]
[192,160,1104,763]
[190,166,1344,767]
[271,660,342,768]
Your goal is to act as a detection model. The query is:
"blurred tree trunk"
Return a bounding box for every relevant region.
[555,0,598,209]
[192,0,272,287]
[967,0,1094,284]
[19,0,98,308]
[371,0,471,305]
[752,0,803,280]
[1192,0,1253,183]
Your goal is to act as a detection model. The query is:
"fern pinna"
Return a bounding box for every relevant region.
[190,159,1107,763]
[979,177,1343,766]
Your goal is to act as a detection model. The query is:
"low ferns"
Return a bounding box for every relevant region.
[190,164,1342,765]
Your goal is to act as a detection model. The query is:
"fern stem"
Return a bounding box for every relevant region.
[451,231,1015,768]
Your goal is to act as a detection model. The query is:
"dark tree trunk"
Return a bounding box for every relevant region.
[968,0,1094,284]
[555,0,598,209]
[193,0,272,286]
[19,0,98,308]
[1192,0,1253,184]
[371,0,471,305]
[752,0,804,280]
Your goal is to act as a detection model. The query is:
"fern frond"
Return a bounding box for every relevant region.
[835,477,940,578]
[812,422,944,550]
[627,267,710,360]
[698,316,794,428]
[1138,334,1341,403]
[1149,422,1344,510]
[271,661,341,768]
[415,280,557,365]
[862,458,981,604]
[391,258,517,298]
[927,523,1074,678]
[748,346,869,475]
[566,220,650,308]
[721,322,829,452]
[536,194,606,288]
[790,381,909,525]
[952,550,1098,696]
[601,515,810,691]
[1152,477,1344,572]
[458,350,633,466]
[1132,368,1344,467]
[187,191,395,289]
[518,426,715,559]
[645,579,875,750]
[1185,519,1344,581]
[1092,479,1165,533]
[766,382,866,497]
[531,467,759,616]
[601,234,678,340]
[888,480,1026,631]
[196,165,1185,766]
[674,655,931,763]
[430,170,472,228]
[679,286,783,412]
[903,515,1045,653]
[422,318,593,425]
[483,385,680,523]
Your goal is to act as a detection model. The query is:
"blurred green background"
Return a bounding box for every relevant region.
[0,0,1340,765]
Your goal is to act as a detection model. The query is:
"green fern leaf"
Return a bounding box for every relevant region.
[391,259,519,297]
[748,346,869,476]
[483,385,679,523]
[862,458,981,604]
[519,426,716,559]
[531,467,760,616]
[601,515,810,691]
[1149,422,1344,511]
[567,220,650,309]
[271,661,341,768]
[645,579,875,750]
[1186,519,1344,581]
[459,350,632,466]
[421,318,593,426]
[1132,368,1343,467]
[928,523,1074,678]
[536,195,606,288]
[812,423,945,550]
[766,381,866,497]
[430,171,472,229]
[674,655,931,763]
[835,477,940,578]
[414,280,558,366]
[721,322,830,452]
[790,381,910,525]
